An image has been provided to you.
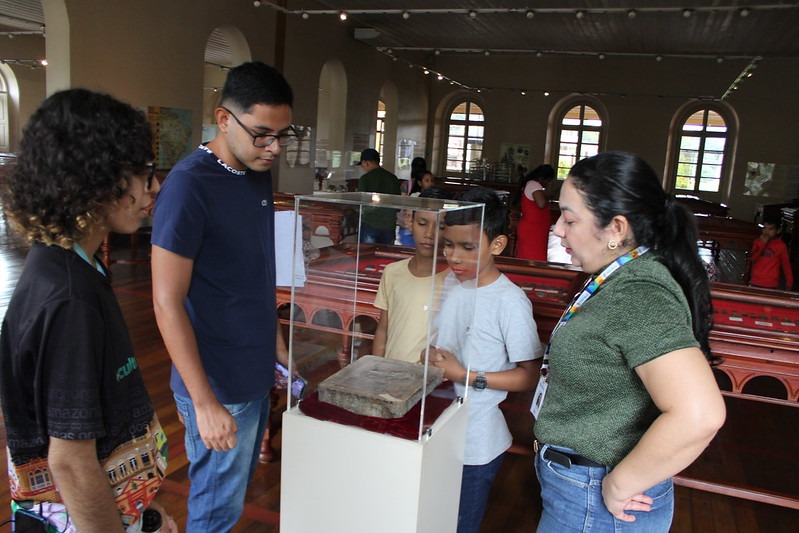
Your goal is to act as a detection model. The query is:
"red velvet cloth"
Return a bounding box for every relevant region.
[299,381,458,440]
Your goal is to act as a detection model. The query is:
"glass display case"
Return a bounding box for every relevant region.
[279,192,484,533]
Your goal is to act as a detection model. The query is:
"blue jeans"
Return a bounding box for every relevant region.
[535,445,674,532]
[457,453,505,533]
[174,393,270,533]
[360,225,395,244]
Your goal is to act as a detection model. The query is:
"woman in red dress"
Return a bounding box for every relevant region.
[515,164,555,261]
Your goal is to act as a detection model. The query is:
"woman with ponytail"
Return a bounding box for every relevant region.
[531,152,725,531]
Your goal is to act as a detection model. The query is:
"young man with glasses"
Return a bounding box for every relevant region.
[151,61,294,531]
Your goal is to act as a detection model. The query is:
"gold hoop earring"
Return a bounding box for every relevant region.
[608,240,618,250]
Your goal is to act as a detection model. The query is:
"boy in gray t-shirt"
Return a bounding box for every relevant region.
[428,187,543,533]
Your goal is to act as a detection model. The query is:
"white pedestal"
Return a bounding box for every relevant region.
[280,398,469,533]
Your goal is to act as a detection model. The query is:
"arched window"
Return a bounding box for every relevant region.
[375,100,386,156]
[555,103,603,179]
[445,100,484,178]
[0,70,8,152]
[674,108,728,193]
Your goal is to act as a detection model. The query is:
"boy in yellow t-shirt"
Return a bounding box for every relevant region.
[372,188,452,362]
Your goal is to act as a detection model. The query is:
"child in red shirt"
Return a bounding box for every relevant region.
[749,217,794,290]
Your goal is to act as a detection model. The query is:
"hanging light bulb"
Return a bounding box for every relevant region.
[339,12,348,21]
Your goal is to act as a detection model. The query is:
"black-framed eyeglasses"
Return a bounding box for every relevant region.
[145,163,156,191]
[221,106,297,148]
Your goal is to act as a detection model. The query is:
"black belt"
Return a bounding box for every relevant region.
[534,440,603,468]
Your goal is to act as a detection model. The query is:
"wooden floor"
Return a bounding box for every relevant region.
[0,228,797,532]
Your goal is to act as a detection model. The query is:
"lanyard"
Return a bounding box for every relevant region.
[542,245,649,368]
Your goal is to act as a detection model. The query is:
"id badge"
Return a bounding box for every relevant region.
[530,375,548,419]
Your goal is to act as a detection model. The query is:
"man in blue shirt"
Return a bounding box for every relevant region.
[151,62,294,532]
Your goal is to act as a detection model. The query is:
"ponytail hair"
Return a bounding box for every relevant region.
[568,152,717,363]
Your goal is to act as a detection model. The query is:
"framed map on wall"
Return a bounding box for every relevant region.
[148,106,193,170]
[744,162,799,198]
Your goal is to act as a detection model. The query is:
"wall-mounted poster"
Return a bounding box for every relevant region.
[397,139,417,170]
[148,106,193,170]
[286,125,312,168]
[499,143,531,174]
[744,162,799,197]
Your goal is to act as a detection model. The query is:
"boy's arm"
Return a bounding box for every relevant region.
[429,348,540,392]
[779,245,794,289]
[749,237,766,262]
[479,359,540,392]
[276,316,289,367]
[372,310,389,356]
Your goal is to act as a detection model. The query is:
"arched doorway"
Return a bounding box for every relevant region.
[202,26,252,141]
[315,60,347,189]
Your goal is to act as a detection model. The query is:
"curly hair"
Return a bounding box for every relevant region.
[1,88,153,247]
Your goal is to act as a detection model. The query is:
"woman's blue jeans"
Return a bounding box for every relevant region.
[174,393,270,533]
[535,444,674,532]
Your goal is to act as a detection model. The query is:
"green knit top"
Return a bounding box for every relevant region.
[533,253,699,466]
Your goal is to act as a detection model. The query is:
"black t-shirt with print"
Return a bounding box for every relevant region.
[0,244,162,509]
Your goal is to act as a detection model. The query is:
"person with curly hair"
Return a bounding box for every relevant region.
[0,88,176,533]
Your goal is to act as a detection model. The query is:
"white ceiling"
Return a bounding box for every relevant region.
[2,1,798,70]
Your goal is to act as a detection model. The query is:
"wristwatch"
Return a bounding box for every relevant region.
[473,371,488,391]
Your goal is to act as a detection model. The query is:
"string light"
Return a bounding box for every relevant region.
[339,12,347,21]
[526,10,534,20]
[468,11,477,19]
[402,11,410,20]
[365,30,758,100]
